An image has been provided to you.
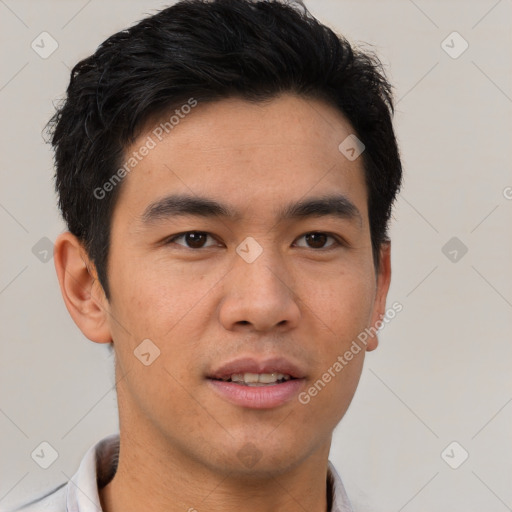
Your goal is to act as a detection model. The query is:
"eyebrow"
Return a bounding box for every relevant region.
[141,193,362,227]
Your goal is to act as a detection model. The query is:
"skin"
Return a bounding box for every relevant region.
[54,93,391,512]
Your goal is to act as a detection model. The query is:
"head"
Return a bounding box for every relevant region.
[52,0,401,479]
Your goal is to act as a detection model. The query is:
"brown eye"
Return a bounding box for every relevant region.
[295,232,339,249]
[166,231,217,249]
[184,232,208,248]
[305,233,328,248]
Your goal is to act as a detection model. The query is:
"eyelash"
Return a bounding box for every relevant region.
[163,231,346,251]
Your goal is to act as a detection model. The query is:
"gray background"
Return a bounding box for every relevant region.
[1,1,511,510]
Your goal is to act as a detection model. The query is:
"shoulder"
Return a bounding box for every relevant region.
[7,433,119,512]
[7,483,67,512]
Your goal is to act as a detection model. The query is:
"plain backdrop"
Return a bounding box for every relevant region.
[1,1,511,511]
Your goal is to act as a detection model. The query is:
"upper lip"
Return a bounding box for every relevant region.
[208,356,306,380]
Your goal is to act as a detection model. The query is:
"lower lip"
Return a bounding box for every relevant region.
[207,379,305,409]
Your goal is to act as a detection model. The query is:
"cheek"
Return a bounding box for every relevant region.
[297,348,365,438]
[107,255,218,342]
[107,266,205,422]
[301,266,374,411]
[307,268,375,342]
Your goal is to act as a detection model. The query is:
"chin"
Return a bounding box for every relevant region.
[205,433,315,478]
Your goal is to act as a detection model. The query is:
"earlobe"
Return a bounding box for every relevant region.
[54,232,112,344]
[366,241,392,352]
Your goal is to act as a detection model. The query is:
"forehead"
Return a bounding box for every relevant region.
[113,93,368,226]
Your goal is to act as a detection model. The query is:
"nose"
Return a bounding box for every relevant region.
[218,247,301,333]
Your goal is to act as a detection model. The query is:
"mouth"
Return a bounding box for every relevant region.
[211,372,295,386]
[206,357,306,409]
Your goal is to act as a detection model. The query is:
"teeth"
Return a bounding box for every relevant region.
[258,373,284,384]
[242,372,259,383]
[228,373,291,385]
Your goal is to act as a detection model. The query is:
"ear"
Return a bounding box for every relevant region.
[365,241,392,352]
[53,231,112,344]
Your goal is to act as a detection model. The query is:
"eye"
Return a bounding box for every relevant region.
[293,232,342,250]
[165,231,219,249]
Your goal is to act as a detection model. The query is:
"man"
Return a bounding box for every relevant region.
[15,0,402,510]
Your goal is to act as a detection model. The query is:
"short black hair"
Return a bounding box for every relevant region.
[48,0,402,300]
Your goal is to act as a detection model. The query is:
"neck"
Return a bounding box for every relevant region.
[99,427,333,512]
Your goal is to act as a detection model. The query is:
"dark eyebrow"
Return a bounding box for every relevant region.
[278,194,362,227]
[141,193,362,227]
[141,195,237,223]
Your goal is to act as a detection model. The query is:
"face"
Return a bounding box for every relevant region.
[101,93,390,476]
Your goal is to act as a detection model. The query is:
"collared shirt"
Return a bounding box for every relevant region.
[12,433,354,512]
